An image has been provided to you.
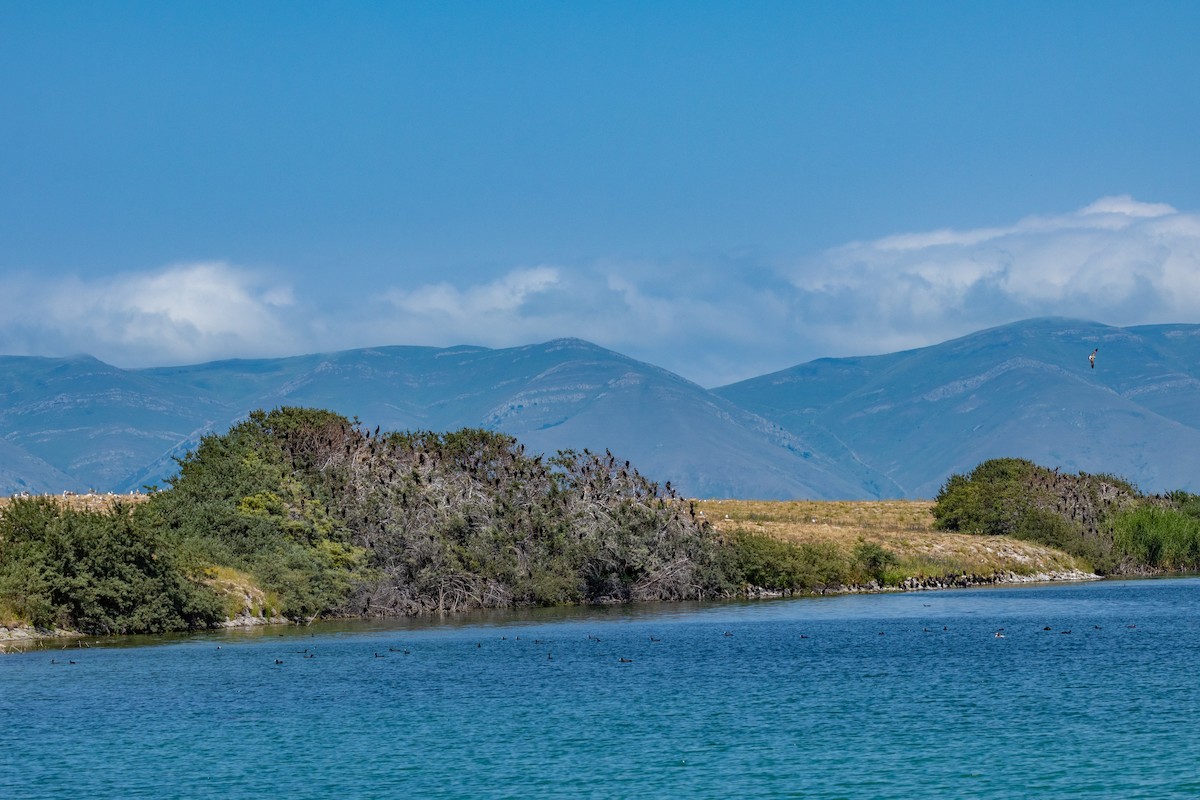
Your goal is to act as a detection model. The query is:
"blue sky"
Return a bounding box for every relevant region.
[2,1,1199,385]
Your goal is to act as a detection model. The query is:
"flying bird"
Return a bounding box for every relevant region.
[1089,348,1098,369]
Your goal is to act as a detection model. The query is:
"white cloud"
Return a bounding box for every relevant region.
[0,262,301,366]
[341,259,799,386]
[1079,196,1176,218]
[384,266,560,321]
[1,197,1197,387]
[367,264,692,355]
[789,196,1200,359]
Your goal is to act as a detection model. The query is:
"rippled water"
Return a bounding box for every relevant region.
[6,577,1200,799]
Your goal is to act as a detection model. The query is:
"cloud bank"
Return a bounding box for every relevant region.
[0,262,301,366]
[2,197,1198,386]
[790,195,1200,359]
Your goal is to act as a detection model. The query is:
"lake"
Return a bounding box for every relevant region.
[5,577,1200,799]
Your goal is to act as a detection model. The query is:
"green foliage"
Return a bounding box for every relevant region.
[721,530,849,592]
[853,540,897,583]
[0,498,223,633]
[932,458,1042,535]
[42,406,720,624]
[1167,491,1200,520]
[147,409,368,619]
[932,456,1184,574]
[1113,506,1200,570]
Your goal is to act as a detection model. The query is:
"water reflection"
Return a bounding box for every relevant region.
[6,574,1196,655]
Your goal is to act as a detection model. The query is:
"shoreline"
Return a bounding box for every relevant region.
[738,566,1099,600]
[0,567,1103,650]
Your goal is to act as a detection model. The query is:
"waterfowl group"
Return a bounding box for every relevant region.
[252,614,1141,671]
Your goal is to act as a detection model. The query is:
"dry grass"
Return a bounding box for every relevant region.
[204,565,283,621]
[697,499,1090,578]
[0,493,149,515]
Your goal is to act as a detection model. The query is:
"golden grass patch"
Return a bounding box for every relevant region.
[697,499,1090,579]
[0,493,149,515]
[204,565,283,621]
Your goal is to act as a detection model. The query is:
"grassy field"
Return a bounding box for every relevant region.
[697,499,1092,582]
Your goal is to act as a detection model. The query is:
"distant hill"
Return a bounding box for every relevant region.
[0,340,869,499]
[2,318,1199,499]
[715,318,1200,497]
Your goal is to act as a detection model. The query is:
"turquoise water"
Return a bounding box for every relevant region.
[5,577,1200,799]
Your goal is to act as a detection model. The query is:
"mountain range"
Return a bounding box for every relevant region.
[2,317,1197,499]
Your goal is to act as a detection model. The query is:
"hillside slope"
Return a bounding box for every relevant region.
[716,318,1200,496]
[4,318,1199,499]
[0,341,873,499]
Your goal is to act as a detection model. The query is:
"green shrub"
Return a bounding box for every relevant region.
[932,458,1041,535]
[0,498,222,634]
[853,540,897,583]
[1113,506,1200,570]
[721,530,849,592]
[1168,491,1200,520]
[931,458,1148,572]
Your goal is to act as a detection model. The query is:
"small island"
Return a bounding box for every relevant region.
[3,409,1199,644]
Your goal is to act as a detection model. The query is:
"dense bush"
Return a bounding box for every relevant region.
[852,540,897,583]
[720,530,848,592]
[1112,505,1200,570]
[931,459,1047,535]
[932,456,1187,574]
[140,408,374,619]
[0,498,223,633]
[4,407,742,631]
[260,410,726,613]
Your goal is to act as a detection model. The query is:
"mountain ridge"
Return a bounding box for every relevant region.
[716,317,1200,497]
[2,318,1197,499]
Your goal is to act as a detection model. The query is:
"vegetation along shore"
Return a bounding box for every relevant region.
[3,408,1199,645]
